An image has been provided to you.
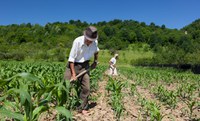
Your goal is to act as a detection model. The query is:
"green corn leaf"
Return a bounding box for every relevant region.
[0,79,10,86]
[32,106,48,120]
[38,92,52,106]
[20,84,32,104]
[55,106,72,120]
[7,87,31,106]
[11,88,27,105]
[0,107,24,121]
[0,95,7,102]
[17,72,44,88]
[3,101,19,112]
[4,74,18,81]
[37,85,54,100]
[1,72,44,88]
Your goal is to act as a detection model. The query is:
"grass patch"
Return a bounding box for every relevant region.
[98,49,154,66]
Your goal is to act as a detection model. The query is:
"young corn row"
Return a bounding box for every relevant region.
[1,61,199,120]
[119,66,200,120]
[0,61,106,121]
[106,77,126,120]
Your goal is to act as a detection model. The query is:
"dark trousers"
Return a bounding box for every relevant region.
[64,61,90,110]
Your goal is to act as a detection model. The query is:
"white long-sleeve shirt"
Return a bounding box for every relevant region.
[68,36,99,63]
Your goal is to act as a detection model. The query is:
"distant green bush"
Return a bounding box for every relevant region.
[0,51,25,61]
[131,58,154,66]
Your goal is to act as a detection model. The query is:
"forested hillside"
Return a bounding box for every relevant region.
[0,19,200,65]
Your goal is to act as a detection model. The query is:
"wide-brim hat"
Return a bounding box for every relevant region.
[114,54,119,58]
[84,26,98,41]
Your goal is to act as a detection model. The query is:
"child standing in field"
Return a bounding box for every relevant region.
[108,54,118,76]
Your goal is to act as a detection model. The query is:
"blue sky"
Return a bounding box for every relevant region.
[0,0,199,29]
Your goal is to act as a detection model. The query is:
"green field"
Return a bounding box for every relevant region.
[0,61,199,120]
[98,49,153,67]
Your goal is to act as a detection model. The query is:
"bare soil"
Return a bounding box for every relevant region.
[34,72,200,121]
[72,75,116,121]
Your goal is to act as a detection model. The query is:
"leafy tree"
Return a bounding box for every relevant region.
[0,18,200,65]
[161,24,166,29]
[103,26,116,36]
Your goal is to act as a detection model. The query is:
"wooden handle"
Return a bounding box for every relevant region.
[70,69,88,82]
[70,62,99,82]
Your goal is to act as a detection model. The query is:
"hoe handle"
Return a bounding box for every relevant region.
[70,69,88,82]
[69,62,99,82]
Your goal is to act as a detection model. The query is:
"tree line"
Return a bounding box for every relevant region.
[0,19,200,66]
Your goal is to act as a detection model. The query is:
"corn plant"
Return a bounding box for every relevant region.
[177,82,197,100]
[90,66,107,92]
[176,82,200,119]
[0,73,49,121]
[137,96,167,121]
[0,72,72,121]
[153,85,177,109]
[106,77,125,120]
[130,83,137,96]
[184,100,199,119]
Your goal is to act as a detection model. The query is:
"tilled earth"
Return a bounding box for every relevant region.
[38,73,199,121]
[72,80,116,121]
[72,74,200,121]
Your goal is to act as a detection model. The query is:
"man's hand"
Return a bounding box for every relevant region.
[70,73,77,82]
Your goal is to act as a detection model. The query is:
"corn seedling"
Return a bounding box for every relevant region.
[106,77,125,120]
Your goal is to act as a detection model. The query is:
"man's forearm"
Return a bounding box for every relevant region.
[69,62,76,75]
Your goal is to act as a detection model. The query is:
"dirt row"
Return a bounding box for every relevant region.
[72,75,116,121]
[115,74,199,121]
[39,73,199,121]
